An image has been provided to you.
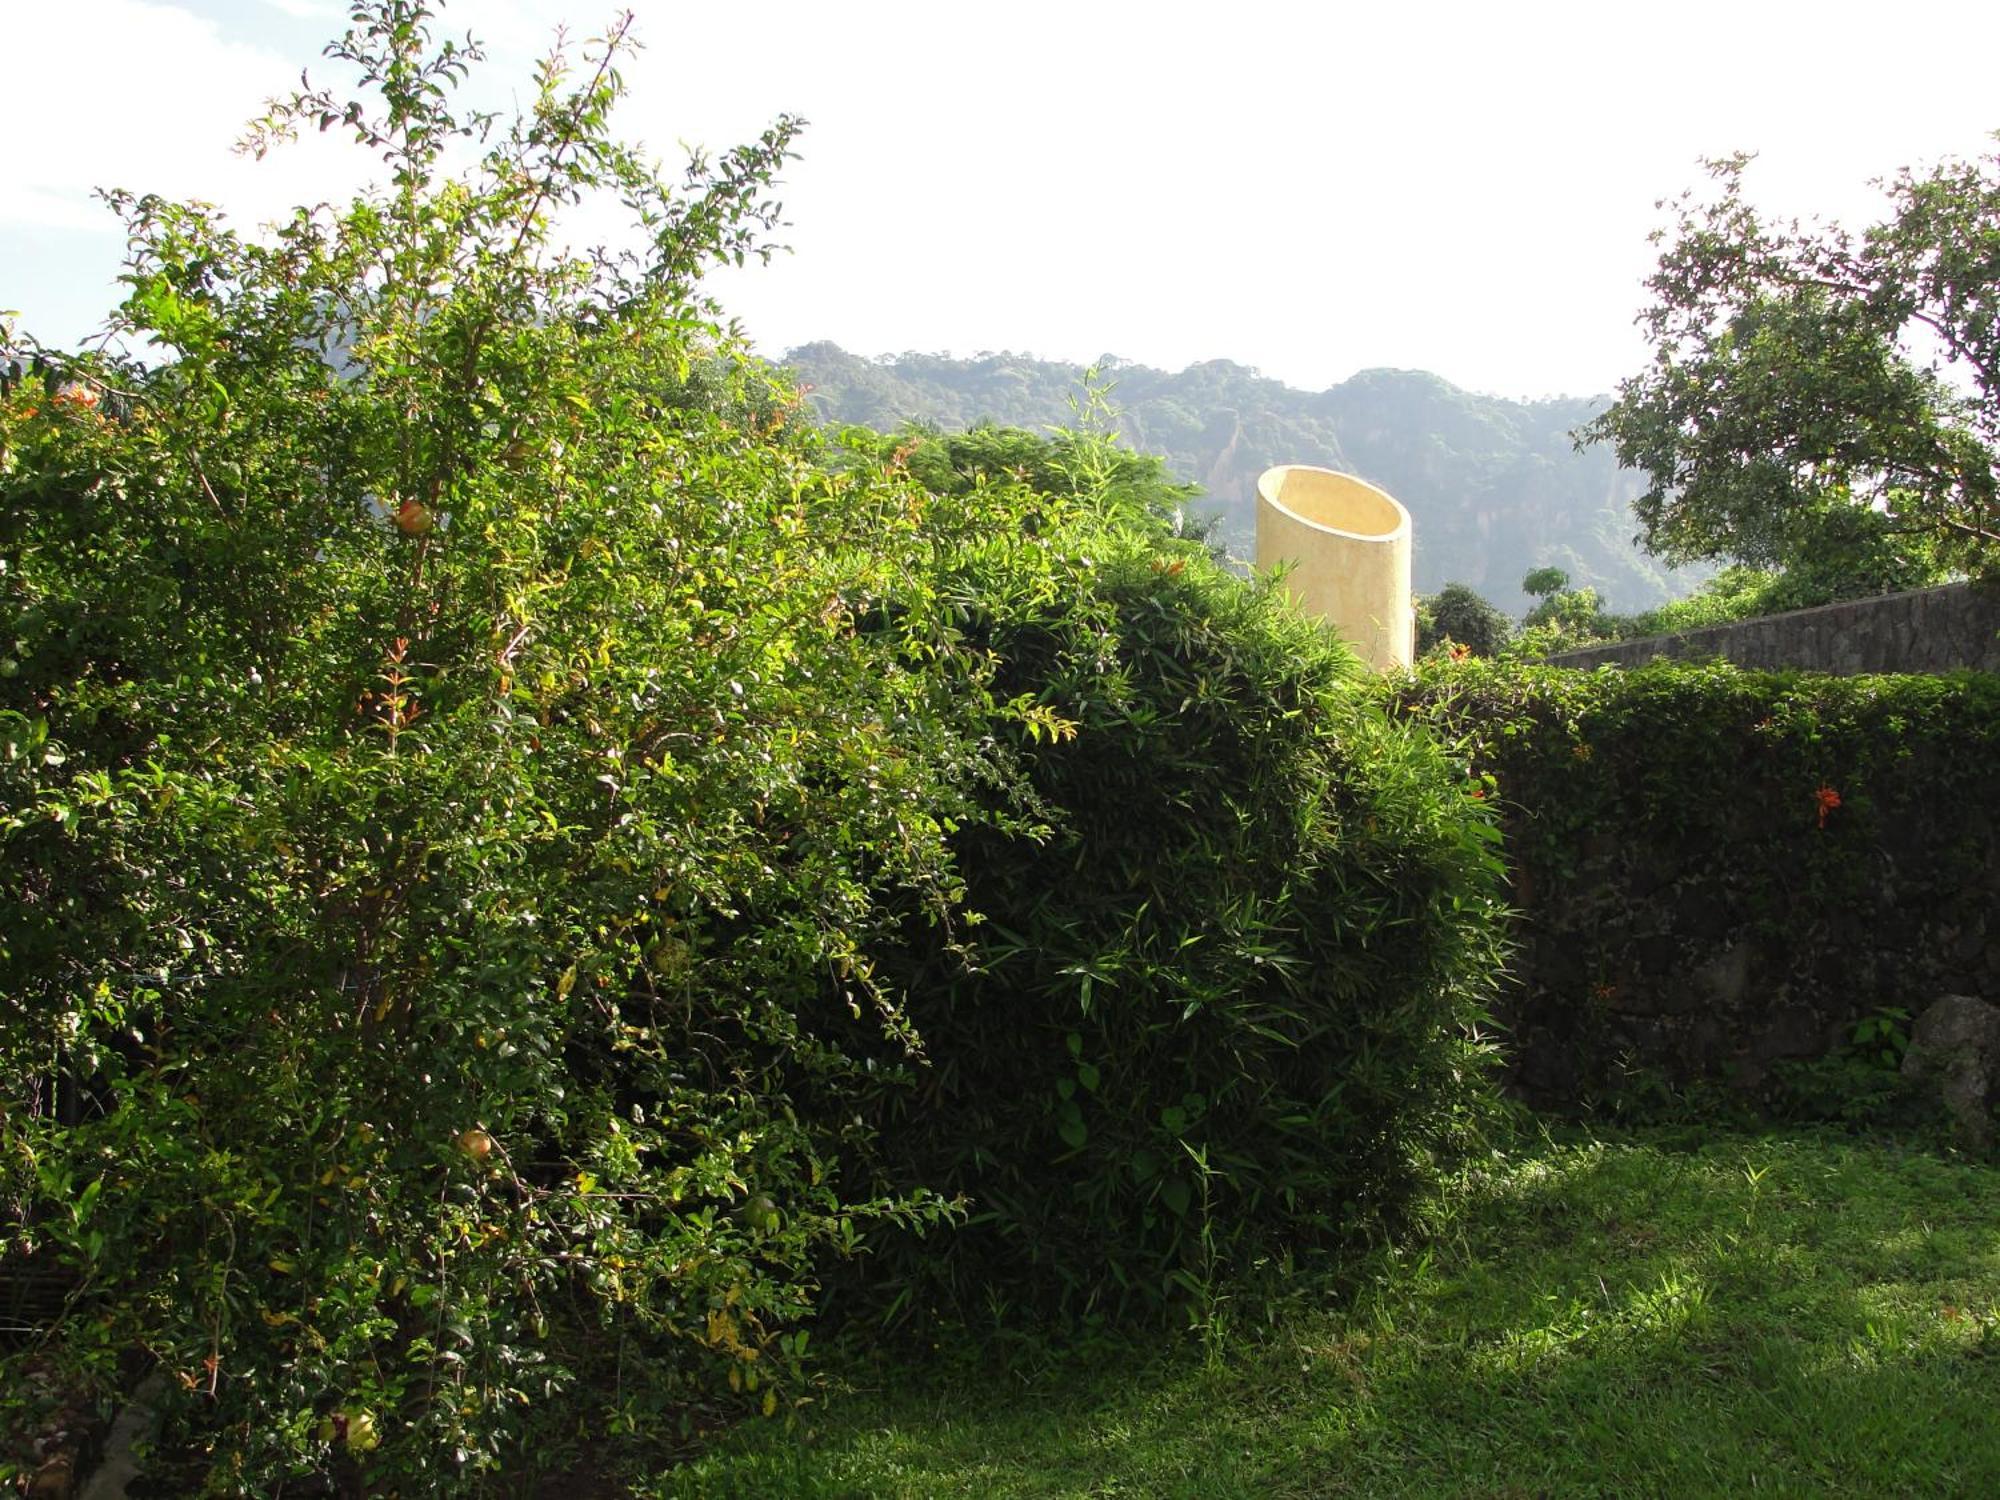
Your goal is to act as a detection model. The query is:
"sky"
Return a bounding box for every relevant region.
[4,0,1998,400]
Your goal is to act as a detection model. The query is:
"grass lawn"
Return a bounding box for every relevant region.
[651,1126,2000,1498]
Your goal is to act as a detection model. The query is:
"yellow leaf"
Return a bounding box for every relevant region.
[762,1389,777,1418]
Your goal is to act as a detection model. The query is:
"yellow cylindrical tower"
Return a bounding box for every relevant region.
[1254,465,1414,672]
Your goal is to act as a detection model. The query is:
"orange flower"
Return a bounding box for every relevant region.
[49,383,101,414]
[1814,783,1841,828]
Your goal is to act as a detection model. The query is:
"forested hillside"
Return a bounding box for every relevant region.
[782,343,1700,614]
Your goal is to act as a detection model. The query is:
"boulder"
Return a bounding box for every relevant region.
[1901,994,2000,1151]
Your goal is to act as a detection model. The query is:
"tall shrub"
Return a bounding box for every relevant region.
[829,430,1512,1327]
[0,5,1046,1485]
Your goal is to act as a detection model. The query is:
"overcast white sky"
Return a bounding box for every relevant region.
[4,0,1997,399]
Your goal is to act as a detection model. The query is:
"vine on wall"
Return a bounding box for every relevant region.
[1395,659,2000,1114]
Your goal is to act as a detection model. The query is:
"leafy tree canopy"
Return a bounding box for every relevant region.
[1521,566,1571,600]
[1582,147,2000,585]
[1417,582,1512,658]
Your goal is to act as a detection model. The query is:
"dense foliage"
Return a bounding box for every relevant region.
[1581,147,2000,588]
[783,344,1698,614]
[0,7,995,1482]
[1417,582,1513,658]
[1395,658,2000,1114]
[0,4,1509,1488]
[814,429,1510,1326]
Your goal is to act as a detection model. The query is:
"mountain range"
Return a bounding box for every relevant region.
[778,343,1700,616]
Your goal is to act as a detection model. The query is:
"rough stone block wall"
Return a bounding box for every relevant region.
[1546,581,2000,675]
[1498,784,2000,1111]
[1396,664,2000,1115]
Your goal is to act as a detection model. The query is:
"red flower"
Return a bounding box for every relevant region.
[1814,784,1841,829]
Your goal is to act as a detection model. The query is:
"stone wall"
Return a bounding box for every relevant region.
[1396,664,2000,1115]
[1498,787,2000,1111]
[1547,580,2000,675]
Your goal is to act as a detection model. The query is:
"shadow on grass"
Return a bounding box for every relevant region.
[651,1130,2000,1499]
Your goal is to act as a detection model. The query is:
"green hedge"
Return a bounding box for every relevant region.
[1396,658,2000,1112]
